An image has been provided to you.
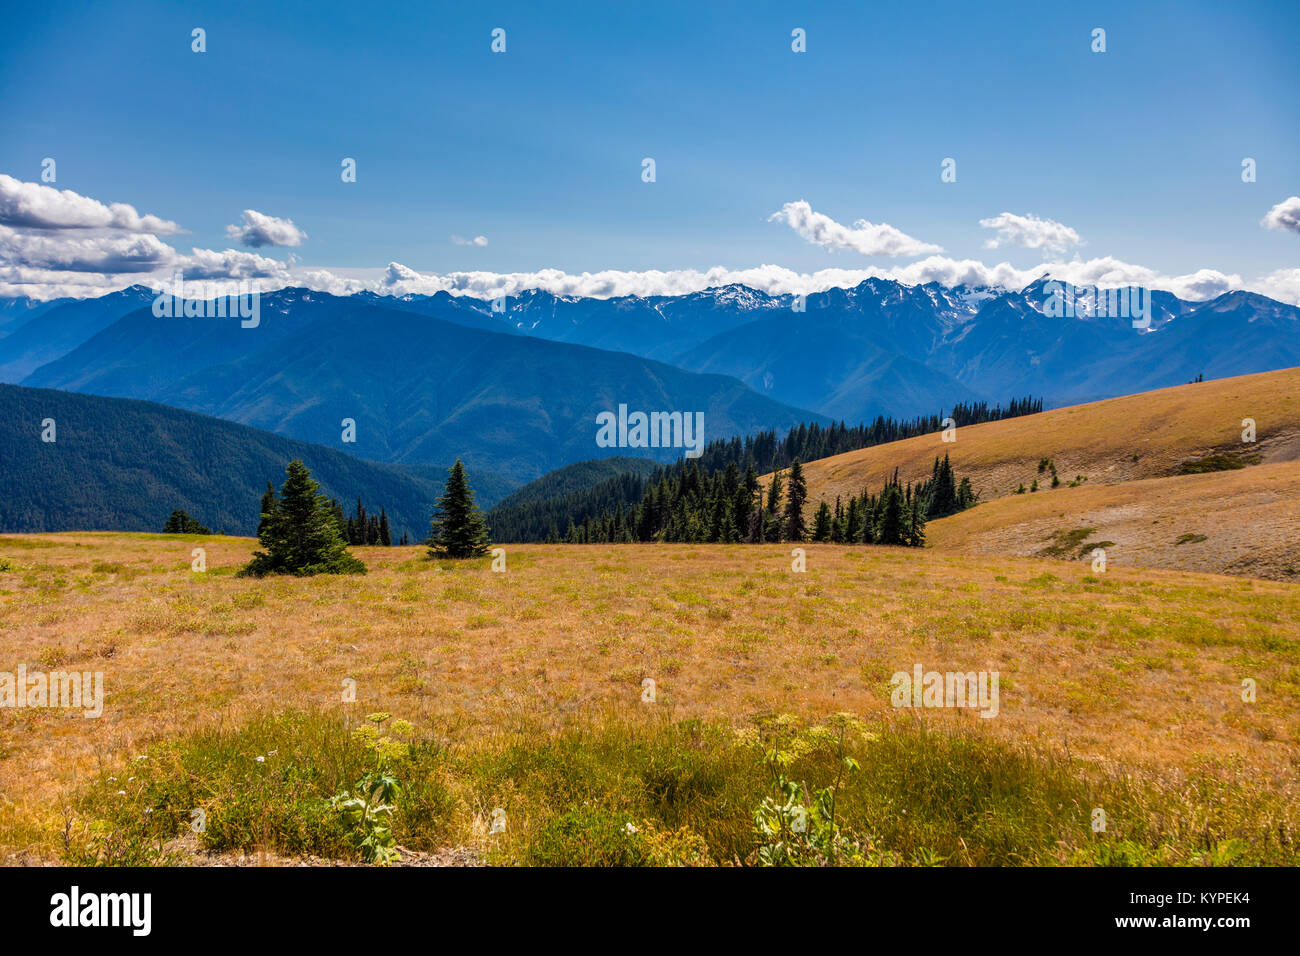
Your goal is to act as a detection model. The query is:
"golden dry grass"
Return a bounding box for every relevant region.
[926,460,1300,581]
[769,367,1300,579]
[2,532,1297,861]
[781,366,1300,505]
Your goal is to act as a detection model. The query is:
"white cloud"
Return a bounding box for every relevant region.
[0,177,1296,308]
[283,256,1275,305]
[0,221,288,279]
[0,177,297,299]
[225,209,307,248]
[175,247,292,280]
[769,200,943,257]
[1253,268,1300,304]
[979,212,1082,256]
[0,264,141,299]
[0,174,182,234]
[451,235,489,247]
[0,225,176,273]
[1262,196,1300,235]
[5,256,1298,306]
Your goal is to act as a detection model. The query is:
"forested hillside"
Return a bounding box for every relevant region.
[0,384,477,540]
[486,398,1035,542]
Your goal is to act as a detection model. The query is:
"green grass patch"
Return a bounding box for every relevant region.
[57,709,1300,867]
[1178,453,1262,474]
[1038,528,1095,559]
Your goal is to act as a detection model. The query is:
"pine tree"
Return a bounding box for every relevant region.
[378,507,391,546]
[845,497,863,543]
[812,500,833,541]
[763,470,785,541]
[257,481,277,537]
[907,496,927,547]
[427,459,491,558]
[957,477,976,510]
[163,509,210,534]
[874,483,907,546]
[746,486,766,543]
[783,458,808,542]
[328,498,346,539]
[241,460,366,576]
[924,453,960,519]
[735,463,758,541]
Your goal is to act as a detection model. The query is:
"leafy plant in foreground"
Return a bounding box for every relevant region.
[327,713,411,864]
[751,714,873,866]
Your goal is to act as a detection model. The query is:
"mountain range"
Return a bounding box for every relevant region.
[358,276,1299,418]
[9,289,816,489]
[2,275,1297,498]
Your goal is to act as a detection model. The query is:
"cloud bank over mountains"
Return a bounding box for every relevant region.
[1,175,1297,306]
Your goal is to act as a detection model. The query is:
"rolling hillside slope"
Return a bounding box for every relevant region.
[0,383,513,540]
[927,461,1300,580]
[786,366,1300,503]
[776,366,1300,579]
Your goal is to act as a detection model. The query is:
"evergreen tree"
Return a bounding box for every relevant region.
[924,453,960,519]
[328,498,347,539]
[378,507,392,546]
[746,486,766,543]
[874,483,907,546]
[427,459,491,558]
[907,496,927,547]
[812,500,833,542]
[763,470,785,541]
[163,509,210,534]
[783,458,808,542]
[241,460,366,576]
[735,463,758,541]
[257,481,277,537]
[957,477,977,510]
[845,497,863,543]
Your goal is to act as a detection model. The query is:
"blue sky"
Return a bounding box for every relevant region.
[1,0,1298,300]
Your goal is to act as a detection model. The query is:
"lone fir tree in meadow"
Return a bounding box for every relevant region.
[427,459,491,559]
[241,460,366,576]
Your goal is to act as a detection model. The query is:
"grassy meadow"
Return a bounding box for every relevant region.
[2,531,1298,865]
[787,366,1300,505]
